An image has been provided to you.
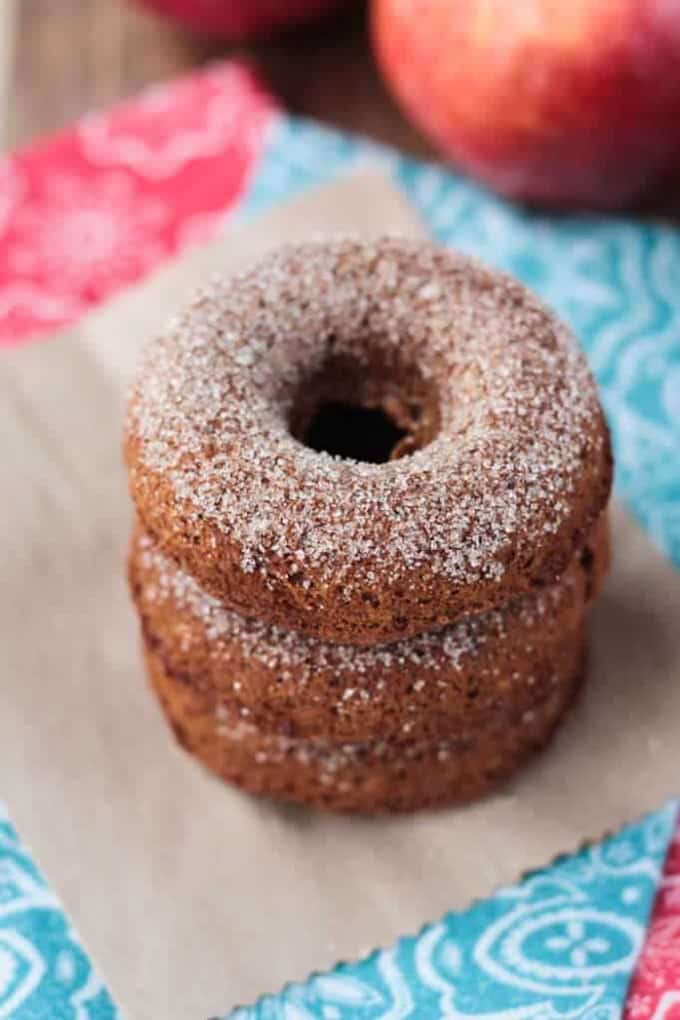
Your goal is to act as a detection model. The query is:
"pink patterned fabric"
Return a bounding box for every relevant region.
[0,62,276,344]
[626,823,680,1020]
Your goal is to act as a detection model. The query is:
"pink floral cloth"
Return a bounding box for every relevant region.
[0,61,276,343]
[626,825,680,1020]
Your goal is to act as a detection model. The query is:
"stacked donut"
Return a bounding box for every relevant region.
[124,238,612,812]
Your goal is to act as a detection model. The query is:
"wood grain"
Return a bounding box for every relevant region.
[0,0,17,141]
[4,0,433,160]
[6,0,204,146]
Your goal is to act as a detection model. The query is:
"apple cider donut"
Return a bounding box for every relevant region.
[125,238,612,644]
[144,640,585,813]
[129,515,607,745]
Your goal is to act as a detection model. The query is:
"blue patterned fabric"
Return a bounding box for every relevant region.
[243,116,680,569]
[0,806,118,1019]
[226,802,678,1020]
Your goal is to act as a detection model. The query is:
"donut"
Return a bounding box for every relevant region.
[130,516,607,745]
[144,640,585,812]
[124,238,612,644]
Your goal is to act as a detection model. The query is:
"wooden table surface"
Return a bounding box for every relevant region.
[0,0,433,159]
[1,1,676,216]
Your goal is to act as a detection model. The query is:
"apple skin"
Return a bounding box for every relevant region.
[136,0,344,40]
[372,0,680,209]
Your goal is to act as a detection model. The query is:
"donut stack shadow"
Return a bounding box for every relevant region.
[123,238,613,813]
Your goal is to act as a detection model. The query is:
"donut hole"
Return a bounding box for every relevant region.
[290,352,440,464]
[304,402,407,464]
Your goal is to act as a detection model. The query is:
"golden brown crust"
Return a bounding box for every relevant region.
[144,641,586,813]
[124,238,613,644]
[130,517,606,744]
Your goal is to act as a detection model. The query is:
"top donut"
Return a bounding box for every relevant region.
[125,237,612,645]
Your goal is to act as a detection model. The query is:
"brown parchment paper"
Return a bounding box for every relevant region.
[1,171,679,1020]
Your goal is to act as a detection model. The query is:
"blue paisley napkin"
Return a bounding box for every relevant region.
[225,802,678,1020]
[1,797,676,1019]
[0,806,118,1018]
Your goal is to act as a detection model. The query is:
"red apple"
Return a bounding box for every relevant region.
[372,0,680,208]
[136,0,344,40]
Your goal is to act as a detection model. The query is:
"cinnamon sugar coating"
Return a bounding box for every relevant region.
[130,516,607,744]
[125,238,612,644]
[144,640,586,813]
